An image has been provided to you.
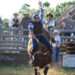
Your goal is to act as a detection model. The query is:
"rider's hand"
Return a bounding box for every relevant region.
[38,1,42,7]
[30,51,33,56]
[36,39,39,43]
[32,34,35,38]
[31,32,39,43]
[32,35,39,43]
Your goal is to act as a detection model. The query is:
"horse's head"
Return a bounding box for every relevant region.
[43,29,55,43]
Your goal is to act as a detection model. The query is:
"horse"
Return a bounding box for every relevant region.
[27,29,55,75]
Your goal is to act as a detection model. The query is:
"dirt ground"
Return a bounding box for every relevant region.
[0,72,75,75]
[0,66,75,75]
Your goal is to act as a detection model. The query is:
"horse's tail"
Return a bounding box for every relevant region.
[43,29,55,43]
[27,34,32,55]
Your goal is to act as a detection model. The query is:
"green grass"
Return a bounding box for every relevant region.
[0,66,33,75]
[0,66,75,75]
[59,67,75,74]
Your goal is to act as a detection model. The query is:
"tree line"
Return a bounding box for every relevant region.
[3,1,75,27]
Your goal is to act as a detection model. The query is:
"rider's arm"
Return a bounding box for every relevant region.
[28,23,39,42]
[39,1,45,24]
[30,31,38,41]
[40,7,43,20]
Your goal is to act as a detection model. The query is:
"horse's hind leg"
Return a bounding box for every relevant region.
[33,67,41,75]
[33,68,38,75]
[44,66,49,75]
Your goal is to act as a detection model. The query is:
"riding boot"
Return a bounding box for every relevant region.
[44,66,49,75]
[34,69,38,75]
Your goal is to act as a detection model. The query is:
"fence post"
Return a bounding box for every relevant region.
[0,18,2,40]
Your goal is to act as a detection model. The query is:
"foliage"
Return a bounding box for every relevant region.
[19,3,30,14]
[43,2,50,8]
[18,1,75,20]
[3,18,9,27]
[53,1,75,19]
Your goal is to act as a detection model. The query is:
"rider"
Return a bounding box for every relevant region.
[28,1,52,55]
[28,14,52,55]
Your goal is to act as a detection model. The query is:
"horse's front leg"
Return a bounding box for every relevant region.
[33,67,40,75]
[44,64,50,75]
[33,68,38,75]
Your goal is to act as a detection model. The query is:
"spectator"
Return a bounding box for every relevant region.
[62,12,73,36]
[9,12,20,40]
[0,17,2,26]
[20,11,32,35]
[0,17,2,40]
[9,12,20,28]
[45,13,55,30]
[53,30,61,68]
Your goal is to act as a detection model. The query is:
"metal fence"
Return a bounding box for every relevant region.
[50,26,75,44]
[50,27,75,54]
[0,26,75,53]
[0,27,28,53]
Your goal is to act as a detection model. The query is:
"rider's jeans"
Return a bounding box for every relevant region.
[31,34,52,54]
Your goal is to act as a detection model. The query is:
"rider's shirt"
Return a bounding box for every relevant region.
[28,21,43,35]
[28,7,44,35]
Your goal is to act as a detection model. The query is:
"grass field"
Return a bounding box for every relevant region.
[0,66,75,75]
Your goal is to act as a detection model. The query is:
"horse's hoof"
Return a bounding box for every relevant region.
[38,72,41,75]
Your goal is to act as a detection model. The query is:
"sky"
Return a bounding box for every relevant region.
[0,0,73,19]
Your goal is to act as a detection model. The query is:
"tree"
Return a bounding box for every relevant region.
[19,3,39,19]
[19,3,30,14]
[3,19,9,27]
[18,1,75,20]
[43,2,50,8]
[54,1,75,19]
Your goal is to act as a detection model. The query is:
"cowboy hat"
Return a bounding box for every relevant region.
[24,11,29,15]
[13,12,18,15]
[47,13,53,17]
[54,30,60,34]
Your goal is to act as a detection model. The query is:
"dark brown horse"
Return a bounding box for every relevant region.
[28,29,54,75]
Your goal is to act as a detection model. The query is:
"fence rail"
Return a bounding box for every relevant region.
[0,26,75,53]
[1,27,28,31]
[0,27,28,53]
